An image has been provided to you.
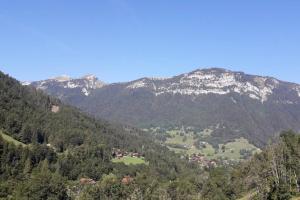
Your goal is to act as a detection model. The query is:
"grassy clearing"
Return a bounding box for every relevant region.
[167,146,185,154]
[165,130,260,160]
[215,138,261,160]
[237,191,257,200]
[153,127,260,160]
[239,193,300,200]
[112,156,148,165]
[166,133,194,146]
[200,143,215,157]
[165,131,215,157]
[291,196,300,200]
[0,131,26,147]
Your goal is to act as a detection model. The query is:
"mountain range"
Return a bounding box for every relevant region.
[26,68,300,148]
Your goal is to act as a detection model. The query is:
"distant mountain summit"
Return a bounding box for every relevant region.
[125,68,290,103]
[28,68,300,147]
[28,74,105,104]
[28,74,105,96]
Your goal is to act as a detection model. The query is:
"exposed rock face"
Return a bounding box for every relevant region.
[126,68,282,103]
[28,68,300,147]
[28,74,105,96]
[51,105,60,113]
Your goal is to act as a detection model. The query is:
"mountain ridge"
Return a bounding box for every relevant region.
[27,67,300,148]
[27,67,300,99]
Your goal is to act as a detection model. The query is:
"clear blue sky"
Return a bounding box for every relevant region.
[0,0,300,83]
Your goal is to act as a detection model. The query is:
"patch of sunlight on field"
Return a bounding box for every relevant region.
[166,133,194,146]
[159,128,260,160]
[216,138,261,160]
[0,131,26,147]
[237,191,257,200]
[291,196,300,200]
[165,132,215,157]
[112,156,148,165]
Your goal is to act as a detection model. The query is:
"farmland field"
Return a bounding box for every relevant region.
[151,127,260,160]
[164,129,216,157]
[215,138,261,160]
[112,156,148,165]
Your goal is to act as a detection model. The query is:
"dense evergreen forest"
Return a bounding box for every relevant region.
[0,71,299,199]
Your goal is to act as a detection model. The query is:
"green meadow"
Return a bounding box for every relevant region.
[112,156,148,165]
[0,130,27,147]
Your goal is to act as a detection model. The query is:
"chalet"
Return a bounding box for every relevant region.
[208,160,217,168]
[189,153,205,162]
[112,148,124,159]
[112,148,143,159]
[189,153,218,168]
[131,152,141,158]
[51,105,60,113]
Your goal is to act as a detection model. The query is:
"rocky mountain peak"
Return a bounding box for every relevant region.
[81,74,97,80]
[29,74,105,96]
[192,67,231,73]
[125,68,297,103]
[28,68,300,102]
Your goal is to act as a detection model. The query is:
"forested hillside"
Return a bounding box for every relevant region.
[1,71,299,199]
[0,71,203,199]
[0,70,153,152]
[204,131,300,200]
